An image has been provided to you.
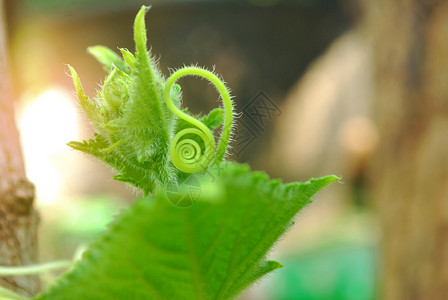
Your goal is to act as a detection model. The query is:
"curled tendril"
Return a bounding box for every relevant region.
[164,67,233,173]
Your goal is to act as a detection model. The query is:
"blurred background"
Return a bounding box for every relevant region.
[2,0,448,299]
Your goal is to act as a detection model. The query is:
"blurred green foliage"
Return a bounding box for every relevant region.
[267,244,378,300]
[57,196,126,238]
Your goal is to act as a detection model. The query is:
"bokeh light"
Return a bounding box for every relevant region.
[17,88,79,205]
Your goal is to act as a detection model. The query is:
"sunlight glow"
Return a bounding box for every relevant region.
[18,88,79,206]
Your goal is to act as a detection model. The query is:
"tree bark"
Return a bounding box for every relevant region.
[0,0,40,296]
[364,0,448,299]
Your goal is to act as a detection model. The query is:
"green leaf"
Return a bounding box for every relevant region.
[175,108,224,134]
[67,65,99,126]
[201,108,224,131]
[34,163,339,300]
[120,48,136,69]
[88,45,129,74]
[100,67,129,118]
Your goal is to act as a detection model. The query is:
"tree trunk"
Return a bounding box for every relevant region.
[364,0,448,299]
[0,1,40,296]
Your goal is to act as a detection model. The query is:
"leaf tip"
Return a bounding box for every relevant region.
[67,64,78,80]
[67,65,85,95]
[267,260,283,271]
[67,141,83,151]
[134,5,151,53]
[320,174,342,185]
[120,48,136,68]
